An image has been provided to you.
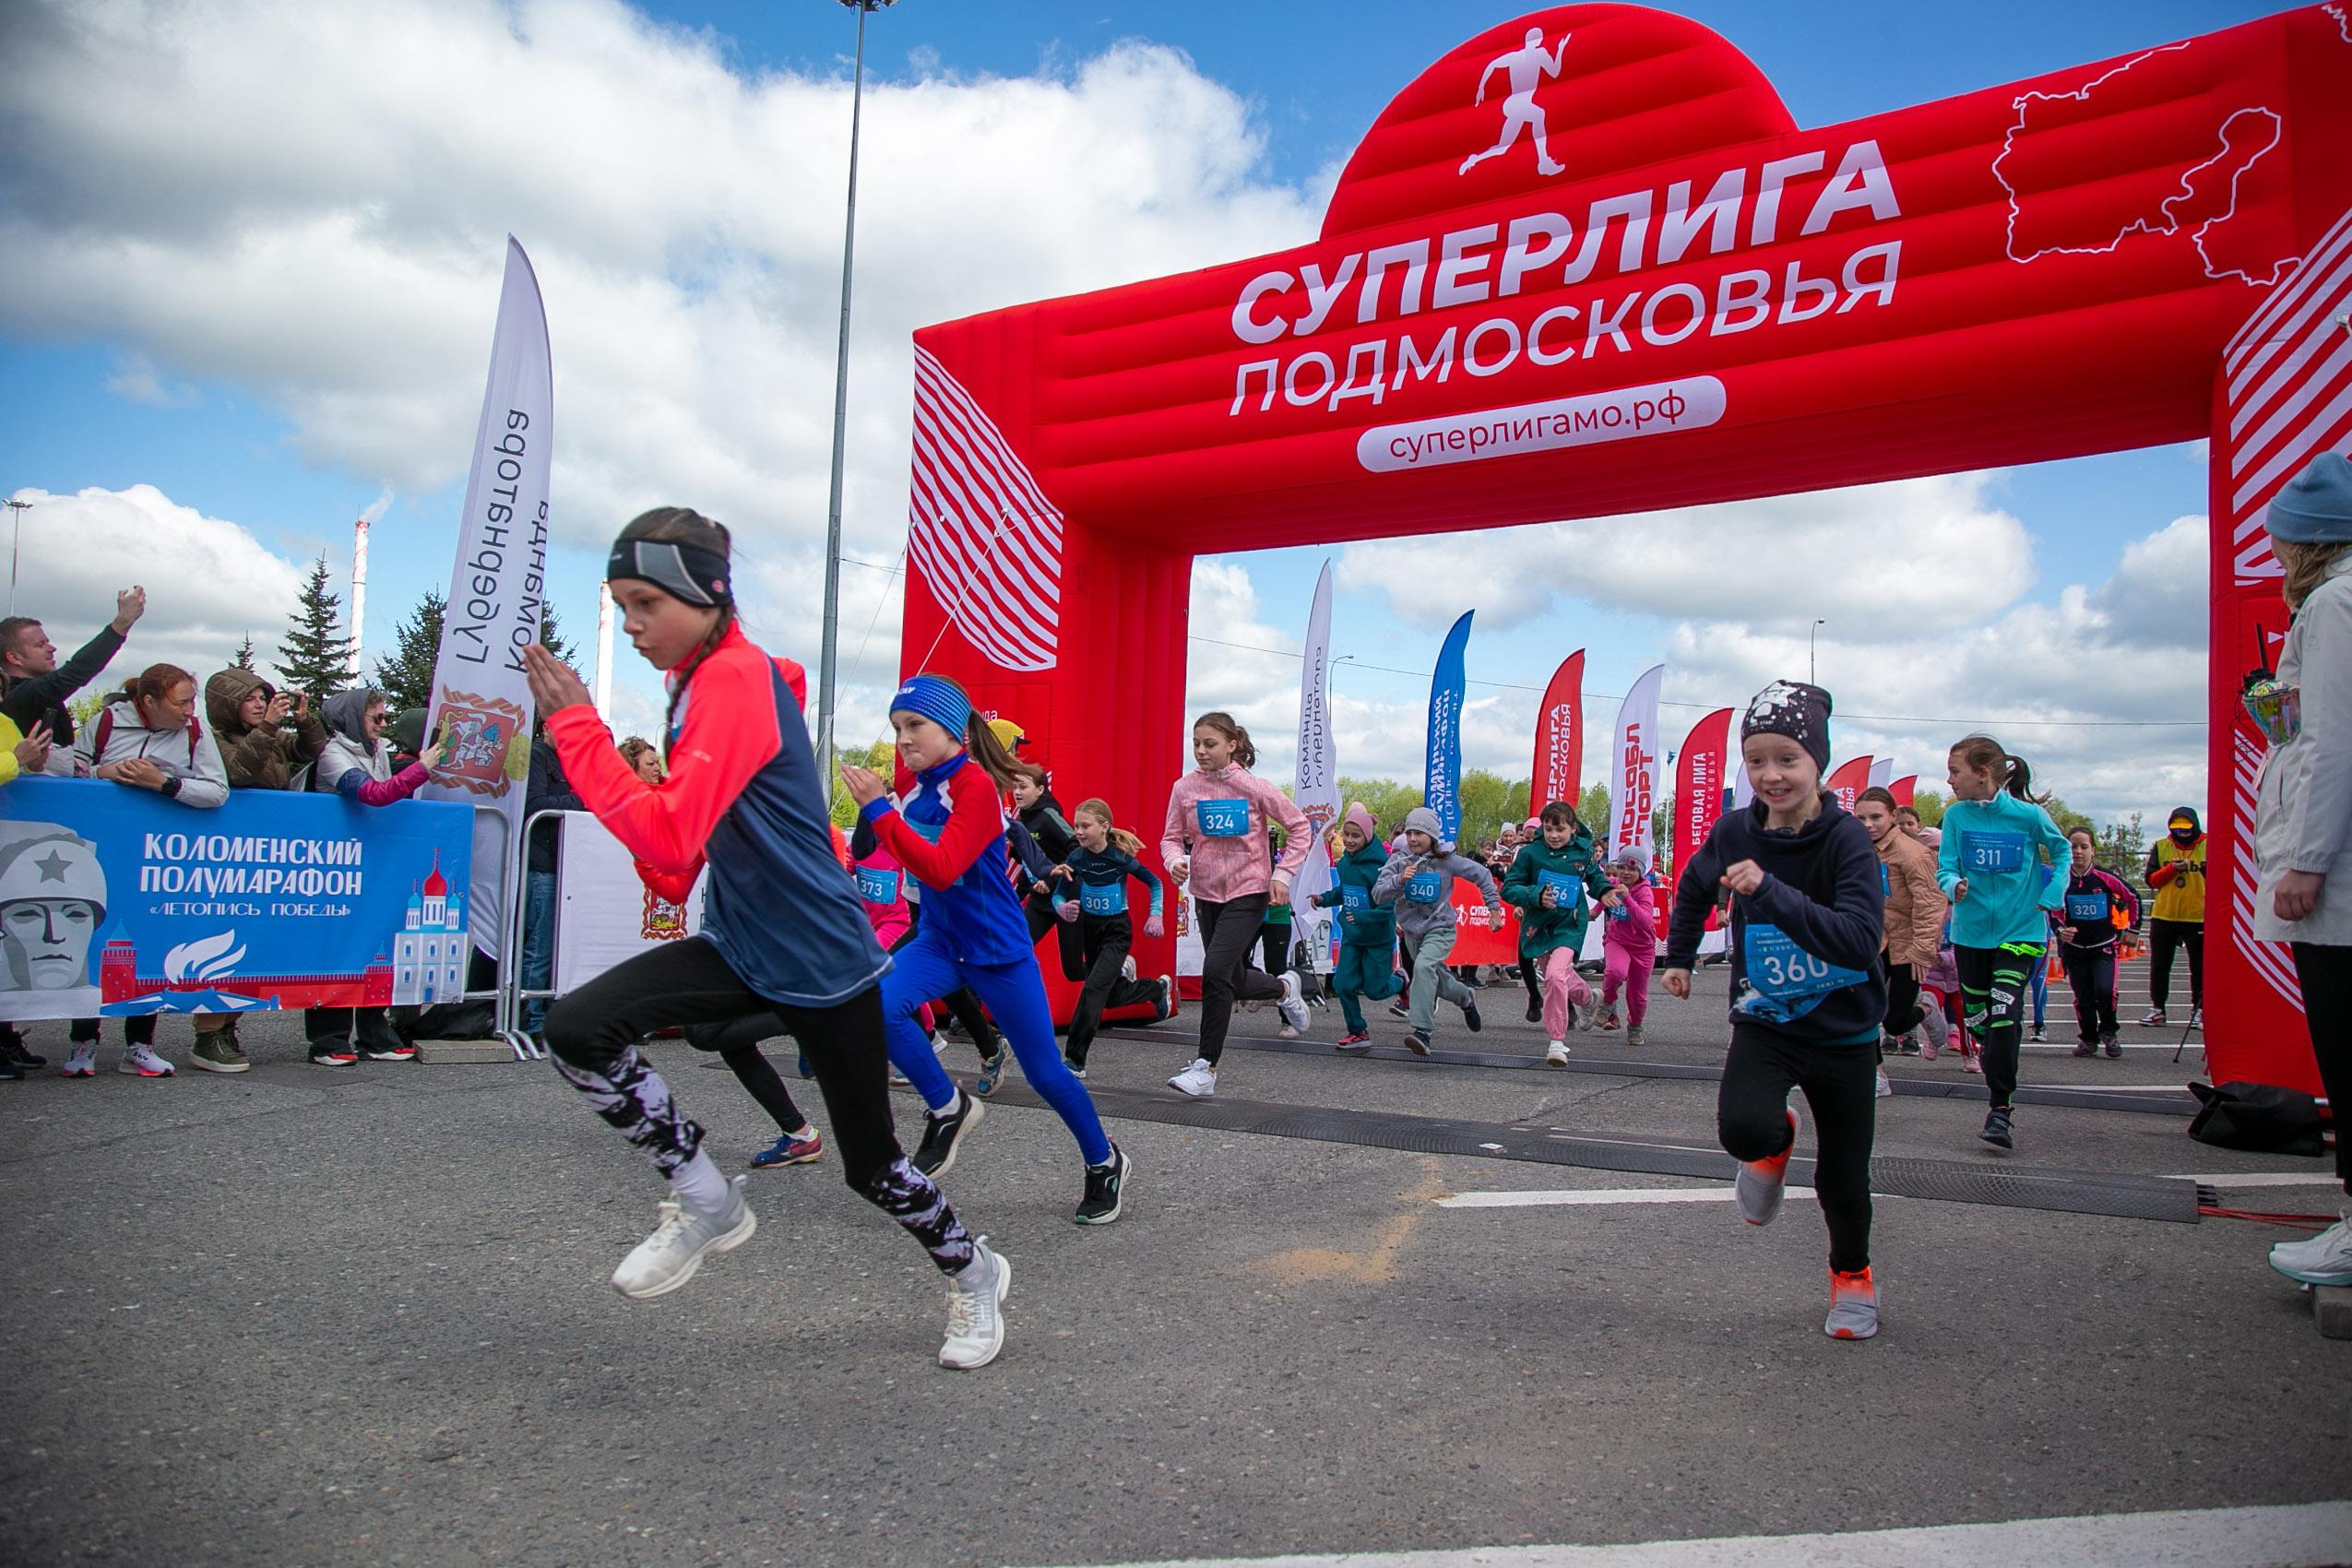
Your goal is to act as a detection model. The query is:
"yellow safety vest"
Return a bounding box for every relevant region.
[2149,837,2205,923]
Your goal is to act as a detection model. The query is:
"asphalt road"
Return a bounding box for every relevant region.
[2,966,2345,1568]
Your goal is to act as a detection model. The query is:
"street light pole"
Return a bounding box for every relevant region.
[4,498,29,615]
[816,0,896,803]
[1809,618,1826,684]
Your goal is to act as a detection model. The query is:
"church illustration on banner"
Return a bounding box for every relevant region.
[391,854,469,1006]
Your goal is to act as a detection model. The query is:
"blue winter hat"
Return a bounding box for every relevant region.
[2266,453,2352,544]
[890,674,971,739]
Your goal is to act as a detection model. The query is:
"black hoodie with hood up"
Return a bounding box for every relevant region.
[1664,791,1887,1044]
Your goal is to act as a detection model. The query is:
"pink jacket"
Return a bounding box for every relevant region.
[1603,880,1657,954]
[1161,763,1311,907]
[854,844,913,950]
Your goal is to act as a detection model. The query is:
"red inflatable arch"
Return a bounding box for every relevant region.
[900,4,2352,1090]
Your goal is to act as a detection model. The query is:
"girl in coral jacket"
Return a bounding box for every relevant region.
[1158,711,1313,1099]
[840,674,1132,1227]
[524,508,1006,1372]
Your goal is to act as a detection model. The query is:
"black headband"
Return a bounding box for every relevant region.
[608,539,731,607]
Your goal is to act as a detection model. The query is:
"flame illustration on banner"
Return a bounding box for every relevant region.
[164,929,246,984]
[909,345,1063,672]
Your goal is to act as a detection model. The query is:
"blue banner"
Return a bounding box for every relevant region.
[1424,610,1473,842]
[0,777,476,1022]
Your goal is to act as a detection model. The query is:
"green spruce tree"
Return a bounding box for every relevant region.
[373,589,444,714]
[232,633,256,671]
[538,600,578,670]
[275,555,352,701]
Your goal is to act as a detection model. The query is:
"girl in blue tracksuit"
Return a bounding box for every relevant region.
[841,674,1130,1226]
[1938,734,2073,1151]
[1049,797,1172,1074]
[1313,802,1399,1050]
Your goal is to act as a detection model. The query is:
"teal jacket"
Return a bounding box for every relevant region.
[1937,792,2070,948]
[1502,826,1613,959]
[1313,840,1396,948]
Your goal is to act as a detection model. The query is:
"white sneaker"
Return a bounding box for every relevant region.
[118,1042,174,1077]
[1874,1068,1892,1099]
[1154,975,1177,1022]
[2270,1206,2352,1286]
[610,1176,756,1301]
[1546,1040,1570,1066]
[1168,1057,1217,1098]
[61,1041,98,1077]
[940,1239,1010,1371]
[1122,956,1138,983]
[1276,971,1311,1036]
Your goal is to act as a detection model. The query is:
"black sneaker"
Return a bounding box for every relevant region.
[1387,1000,1410,1019]
[913,1090,985,1178]
[1,1032,47,1069]
[0,1056,21,1081]
[1075,1144,1132,1225]
[1524,996,1542,1023]
[1462,996,1483,1033]
[1407,1028,1432,1056]
[1979,1108,2014,1149]
[2102,1035,2123,1059]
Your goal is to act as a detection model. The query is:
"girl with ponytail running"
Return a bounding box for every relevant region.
[1937,735,2071,1151]
[524,507,1008,1372]
[1159,712,1313,1097]
[1050,798,1175,1075]
[840,677,1132,1226]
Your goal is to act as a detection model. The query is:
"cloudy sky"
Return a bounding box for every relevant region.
[0,0,2266,823]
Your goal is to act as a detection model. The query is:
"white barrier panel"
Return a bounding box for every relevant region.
[549,812,706,993]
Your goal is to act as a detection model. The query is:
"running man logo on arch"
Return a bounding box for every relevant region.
[1460,28,1574,178]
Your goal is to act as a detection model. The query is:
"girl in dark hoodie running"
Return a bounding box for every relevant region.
[2056,826,2140,1058]
[1661,681,1887,1341]
[1049,797,1173,1075]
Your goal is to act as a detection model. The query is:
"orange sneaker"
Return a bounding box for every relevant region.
[1734,1108,1799,1226]
[1825,1266,1879,1339]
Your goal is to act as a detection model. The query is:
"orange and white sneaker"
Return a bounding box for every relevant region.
[1825,1266,1879,1340]
[1734,1107,1799,1226]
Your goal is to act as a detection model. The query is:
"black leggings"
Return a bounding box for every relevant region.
[2148,918,2204,1011]
[1024,887,1087,978]
[1253,923,1289,974]
[2294,943,2352,1196]
[683,1014,812,1136]
[1717,1022,1876,1273]
[70,1015,156,1046]
[1882,963,1924,1038]
[2063,944,2120,1041]
[544,935,971,1276]
[1195,893,1285,1065]
[1956,942,2039,1111]
[1065,914,1162,1063]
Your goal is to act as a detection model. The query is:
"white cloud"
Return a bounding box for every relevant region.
[1340,472,2035,637]
[0,0,1320,584]
[3,484,307,690]
[102,352,195,409]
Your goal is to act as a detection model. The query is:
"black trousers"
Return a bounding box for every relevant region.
[2294,943,2352,1195]
[1252,922,1290,974]
[2063,943,2120,1041]
[1064,913,1161,1063]
[683,1014,812,1137]
[69,1015,155,1046]
[1024,887,1087,978]
[1882,962,1924,1038]
[547,937,901,1193]
[1956,942,2038,1111]
[1195,893,1284,1065]
[2148,918,2204,1011]
[1717,1022,1876,1274]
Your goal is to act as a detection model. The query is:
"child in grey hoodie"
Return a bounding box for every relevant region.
[1372,806,1505,1053]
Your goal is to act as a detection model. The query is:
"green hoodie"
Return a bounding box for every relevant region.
[1503,825,1613,959]
[1313,839,1396,948]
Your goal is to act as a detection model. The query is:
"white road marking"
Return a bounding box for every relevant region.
[2170,1170,2344,1188]
[1438,1187,1813,1208]
[1029,1500,2352,1568]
